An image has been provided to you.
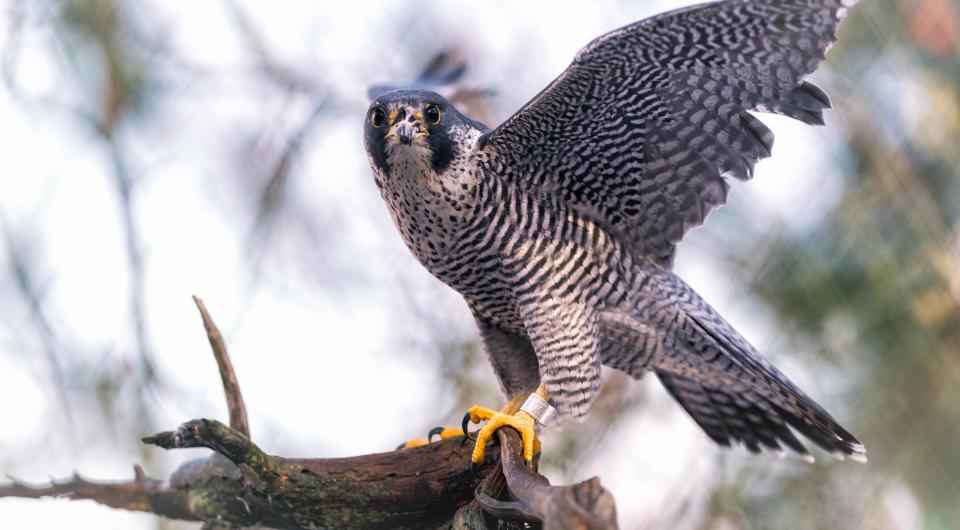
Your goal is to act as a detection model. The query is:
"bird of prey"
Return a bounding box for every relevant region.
[364,0,866,468]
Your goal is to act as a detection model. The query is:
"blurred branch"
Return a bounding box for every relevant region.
[1,0,26,95]
[43,0,161,385]
[221,0,325,94]
[246,101,328,250]
[0,215,74,430]
[105,134,157,383]
[0,466,186,517]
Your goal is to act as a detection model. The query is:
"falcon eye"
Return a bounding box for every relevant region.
[370,108,386,128]
[424,104,441,124]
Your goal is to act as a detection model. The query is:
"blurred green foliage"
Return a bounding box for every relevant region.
[700,0,960,527]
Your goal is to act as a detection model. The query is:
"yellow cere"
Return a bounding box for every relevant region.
[412,111,427,131]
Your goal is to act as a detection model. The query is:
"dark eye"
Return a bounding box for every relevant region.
[424,104,441,124]
[370,108,386,128]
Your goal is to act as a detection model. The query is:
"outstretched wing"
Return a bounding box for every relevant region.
[478,0,856,267]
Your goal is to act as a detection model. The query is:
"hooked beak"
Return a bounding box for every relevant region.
[395,122,416,145]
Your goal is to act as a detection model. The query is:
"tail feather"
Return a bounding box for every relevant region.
[658,370,811,456]
[655,310,866,463]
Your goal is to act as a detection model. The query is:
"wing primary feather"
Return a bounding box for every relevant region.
[477,0,857,267]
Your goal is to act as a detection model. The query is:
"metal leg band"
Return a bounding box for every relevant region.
[520,392,558,427]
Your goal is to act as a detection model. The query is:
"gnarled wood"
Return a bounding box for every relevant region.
[489,429,618,529]
[0,298,619,528]
[141,418,498,528]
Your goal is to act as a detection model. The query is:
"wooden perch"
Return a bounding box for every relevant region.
[0,297,619,529]
[479,429,618,528]
[0,467,180,516]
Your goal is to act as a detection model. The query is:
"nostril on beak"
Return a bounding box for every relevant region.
[396,123,415,145]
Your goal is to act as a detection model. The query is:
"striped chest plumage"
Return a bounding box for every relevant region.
[371,142,522,331]
[370,123,482,269]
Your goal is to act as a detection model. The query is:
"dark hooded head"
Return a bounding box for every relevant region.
[363,89,483,180]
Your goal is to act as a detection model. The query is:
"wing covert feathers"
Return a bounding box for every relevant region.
[480,0,858,267]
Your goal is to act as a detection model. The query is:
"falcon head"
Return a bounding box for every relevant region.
[364,89,480,180]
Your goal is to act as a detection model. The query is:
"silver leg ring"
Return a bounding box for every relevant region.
[520,393,558,427]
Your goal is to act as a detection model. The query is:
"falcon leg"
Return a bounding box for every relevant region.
[463,386,550,468]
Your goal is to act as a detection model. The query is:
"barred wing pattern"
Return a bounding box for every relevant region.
[478,0,856,267]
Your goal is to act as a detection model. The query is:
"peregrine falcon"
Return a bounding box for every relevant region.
[364,0,866,467]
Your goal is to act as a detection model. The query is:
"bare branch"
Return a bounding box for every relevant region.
[0,468,197,523]
[192,296,250,437]
[142,418,499,529]
[496,429,618,528]
[1,300,620,528]
[0,215,75,431]
[106,135,157,384]
[221,0,325,94]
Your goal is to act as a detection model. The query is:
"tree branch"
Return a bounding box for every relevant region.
[485,429,618,528]
[0,468,175,516]
[144,418,499,528]
[193,295,250,437]
[0,297,620,529]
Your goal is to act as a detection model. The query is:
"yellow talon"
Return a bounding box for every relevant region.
[397,426,465,450]
[430,427,466,441]
[465,405,539,466]
[399,438,429,449]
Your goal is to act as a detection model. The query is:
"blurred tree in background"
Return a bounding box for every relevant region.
[0,0,958,529]
[678,1,960,528]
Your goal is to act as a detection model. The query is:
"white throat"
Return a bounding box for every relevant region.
[385,141,435,182]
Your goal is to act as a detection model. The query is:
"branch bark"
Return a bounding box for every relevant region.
[477,429,618,528]
[0,297,619,529]
[193,295,250,437]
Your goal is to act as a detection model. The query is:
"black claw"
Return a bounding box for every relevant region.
[461,412,475,441]
[428,426,445,443]
[469,462,481,478]
[395,442,406,451]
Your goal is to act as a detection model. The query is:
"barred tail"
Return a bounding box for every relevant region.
[654,302,866,462]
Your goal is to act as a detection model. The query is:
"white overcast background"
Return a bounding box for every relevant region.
[0,1,871,528]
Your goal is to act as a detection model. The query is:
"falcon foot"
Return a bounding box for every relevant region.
[395,426,464,450]
[462,405,539,470]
